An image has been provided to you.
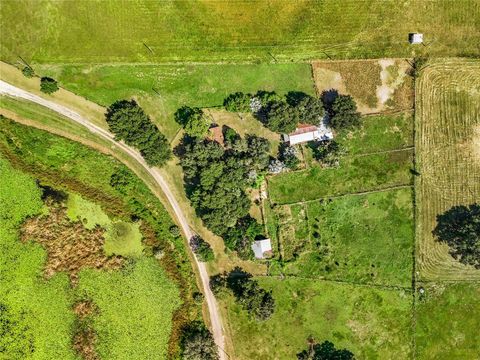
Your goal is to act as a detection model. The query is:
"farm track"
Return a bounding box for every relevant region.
[415,59,480,281]
[0,81,227,360]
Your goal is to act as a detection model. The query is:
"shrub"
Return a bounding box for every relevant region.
[223,92,251,112]
[40,77,59,94]
[22,66,34,78]
[297,340,355,360]
[309,140,345,168]
[169,225,181,237]
[190,235,215,262]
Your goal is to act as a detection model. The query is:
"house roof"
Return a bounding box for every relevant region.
[208,125,224,145]
[283,121,333,145]
[251,238,272,259]
[409,33,423,44]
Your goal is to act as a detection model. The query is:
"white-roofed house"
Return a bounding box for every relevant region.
[251,238,272,259]
[282,118,333,146]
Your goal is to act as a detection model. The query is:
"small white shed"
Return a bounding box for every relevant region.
[409,33,424,44]
[251,238,272,259]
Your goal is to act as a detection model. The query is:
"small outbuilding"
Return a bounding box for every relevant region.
[409,33,424,44]
[251,238,272,259]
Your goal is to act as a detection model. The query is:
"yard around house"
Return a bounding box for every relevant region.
[1,0,480,63]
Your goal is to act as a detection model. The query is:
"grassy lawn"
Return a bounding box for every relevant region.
[34,63,314,141]
[415,282,480,359]
[269,150,413,204]
[2,1,479,62]
[223,277,412,360]
[281,188,414,287]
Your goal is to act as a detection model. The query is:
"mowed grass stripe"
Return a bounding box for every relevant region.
[1,0,480,63]
[415,59,480,281]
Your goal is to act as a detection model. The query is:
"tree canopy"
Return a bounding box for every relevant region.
[190,235,215,262]
[177,134,270,237]
[297,340,355,360]
[105,100,171,166]
[329,95,361,130]
[433,204,480,268]
[181,321,219,360]
[223,92,251,112]
[175,106,210,138]
[40,77,59,94]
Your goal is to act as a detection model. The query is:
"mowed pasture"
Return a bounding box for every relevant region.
[416,59,480,280]
[222,277,412,359]
[34,63,314,141]
[1,0,480,63]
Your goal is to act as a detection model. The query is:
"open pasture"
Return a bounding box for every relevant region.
[222,277,412,359]
[2,1,480,63]
[415,59,480,281]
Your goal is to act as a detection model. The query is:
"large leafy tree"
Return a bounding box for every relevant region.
[105,100,171,166]
[329,95,361,130]
[175,106,210,138]
[223,92,251,112]
[181,321,219,360]
[433,204,480,268]
[297,340,355,360]
[40,77,59,94]
[264,101,299,133]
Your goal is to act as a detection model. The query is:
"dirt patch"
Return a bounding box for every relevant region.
[21,201,124,285]
[73,327,98,360]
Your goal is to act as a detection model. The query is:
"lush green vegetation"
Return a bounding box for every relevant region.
[269,150,413,204]
[281,189,414,287]
[416,282,480,359]
[34,63,315,140]
[67,193,144,258]
[223,277,412,359]
[0,156,77,360]
[297,340,354,360]
[0,118,198,357]
[2,1,479,62]
[327,94,361,130]
[190,235,215,262]
[77,258,180,359]
[105,100,171,166]
[181,321,219,360]
[40,76,59,94]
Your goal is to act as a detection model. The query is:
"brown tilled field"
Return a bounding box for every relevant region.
[416,58,480,280]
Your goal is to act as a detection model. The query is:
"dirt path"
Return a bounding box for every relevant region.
[0,80,227,359]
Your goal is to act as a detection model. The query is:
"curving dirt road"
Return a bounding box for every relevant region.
[0,80,227,360]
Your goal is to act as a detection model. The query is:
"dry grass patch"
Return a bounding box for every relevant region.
[312,59,413,113]
[21,201,124,284]
[416,58,480,280]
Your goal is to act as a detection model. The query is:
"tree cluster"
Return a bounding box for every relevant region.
[222,91,326,134]
[297,340,355,360]
[433,203,480,268]
[210,268,275,321]
[190,235,215,262]
[222,215,264,259]
[40,77,59,94]
[177,132,269,241]
[105,100,171,166]
[181,321,219,360]
[175,106,211,138]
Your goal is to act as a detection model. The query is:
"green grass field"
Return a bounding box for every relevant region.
[223,277,412,360]
[415,282,480,359]
[34,63,314,141]
[2,0,479,63]
[279,188,414,287]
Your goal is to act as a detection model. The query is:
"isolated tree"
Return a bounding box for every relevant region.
[181,321,219,360]
[190,235,215,262]
[433,204,480,268]
[329,95,361,130]
[223,92,251,112]
[40,77,59,94]
[169,225,181,237]
[22,66,34,78]
[175,106,210,138]
[297,340,355,360]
